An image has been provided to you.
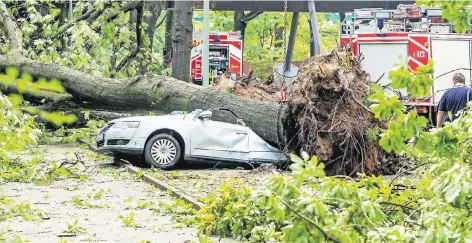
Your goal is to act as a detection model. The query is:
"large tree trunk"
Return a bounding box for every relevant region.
[0,53,285,145]
[171,1,193,82]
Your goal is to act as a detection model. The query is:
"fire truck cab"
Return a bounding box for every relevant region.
[190,31,243,85]
[340,4,472,124]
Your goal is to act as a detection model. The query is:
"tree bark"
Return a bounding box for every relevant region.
[163,10,174,69]
[171,1,193,82]
[0,2,22,52]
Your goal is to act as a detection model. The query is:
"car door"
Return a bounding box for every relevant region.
[190,118,250,162]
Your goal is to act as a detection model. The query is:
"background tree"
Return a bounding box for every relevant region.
[233,11,263,44]
[171,0,193,82]
[163,10,174,69]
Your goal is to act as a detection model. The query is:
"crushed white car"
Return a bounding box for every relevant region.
[95,109,288,169]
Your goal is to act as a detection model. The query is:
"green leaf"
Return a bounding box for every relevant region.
[6,66,20,78]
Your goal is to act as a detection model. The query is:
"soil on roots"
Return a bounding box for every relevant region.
[284,51,384,176]
[213,72,280,101]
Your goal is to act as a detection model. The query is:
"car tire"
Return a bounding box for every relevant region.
[114,154,148,168]
[143,133,182,169]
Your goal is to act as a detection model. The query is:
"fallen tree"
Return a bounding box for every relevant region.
[0,53,286,143]
[0,2,385,175]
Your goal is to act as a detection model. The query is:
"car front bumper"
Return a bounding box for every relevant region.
[95,130,146,156]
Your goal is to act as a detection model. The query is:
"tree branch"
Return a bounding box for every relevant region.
[242,11,263,23]
[155,13,166,30]
[107,1,143,23]
[112,2,144,76]
[0,2,22,52]
[379,201,416,212]
[47,2,113,40]
[278,197,341,243]
[49,9,96,40]
[86,2,114,25]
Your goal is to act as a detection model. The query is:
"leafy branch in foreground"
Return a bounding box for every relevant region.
[0,67,77,127]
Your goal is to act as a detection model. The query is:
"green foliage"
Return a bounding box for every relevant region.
[153,199,197,227]
[369,60,434,153]
[0,197,45,222]
[4,0,164,78]
[50,119,106,145]
[198,178,279,241]
[389,60,434,98]
[119,212,139,228]
[62,219,87,236]
[125,199,154,210]
[71,195,109,209]
[0,66,77,127]
[417,0,472,33]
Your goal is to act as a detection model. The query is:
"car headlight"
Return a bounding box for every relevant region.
[113,121,140,129]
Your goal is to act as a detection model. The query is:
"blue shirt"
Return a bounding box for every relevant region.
[438,86,472,122]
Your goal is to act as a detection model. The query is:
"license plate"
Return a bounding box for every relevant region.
[96,133,104,141]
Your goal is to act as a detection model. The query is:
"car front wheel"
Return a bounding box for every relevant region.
[143,134,181,169]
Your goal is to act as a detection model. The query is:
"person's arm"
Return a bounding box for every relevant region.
[437,111,446,128]
[437,95,447,128]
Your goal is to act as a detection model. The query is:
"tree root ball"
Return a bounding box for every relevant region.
[284,51,384,176]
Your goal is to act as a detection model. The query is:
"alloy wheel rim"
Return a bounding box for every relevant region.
[151,139,177,165]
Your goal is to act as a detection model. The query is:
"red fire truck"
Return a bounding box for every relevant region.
[340,4,472,124]
[190,31,243,85]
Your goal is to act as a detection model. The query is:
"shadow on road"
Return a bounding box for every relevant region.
[114,156,260,171]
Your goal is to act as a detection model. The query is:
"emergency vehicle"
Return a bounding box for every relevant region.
[340,4,472,124]
[190,31,243,85]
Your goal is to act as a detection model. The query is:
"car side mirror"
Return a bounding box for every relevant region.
[198,110,212,120]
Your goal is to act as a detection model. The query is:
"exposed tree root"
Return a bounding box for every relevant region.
[285,51,383,175]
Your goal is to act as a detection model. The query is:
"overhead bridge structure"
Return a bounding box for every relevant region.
[192,1,414,13]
